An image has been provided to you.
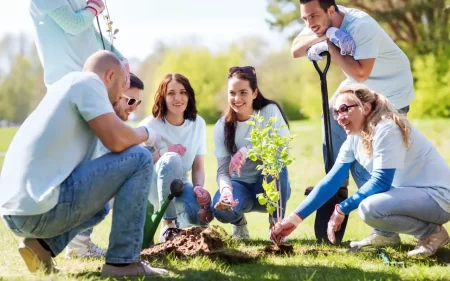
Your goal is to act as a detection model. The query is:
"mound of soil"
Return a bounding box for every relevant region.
[141,226,223,258]
[263,244,294,255]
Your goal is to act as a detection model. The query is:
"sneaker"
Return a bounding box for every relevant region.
[408,225,450,257]
[159,222,182,243]
[18,238,57,274]
[350,232,401,248]
[65,234,106,258]
[101,260,169,278]
[232,216,250,240]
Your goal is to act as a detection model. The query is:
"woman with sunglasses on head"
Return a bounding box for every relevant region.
[213,66,292,240]
[138,73,212,243]
[271,84,450,257]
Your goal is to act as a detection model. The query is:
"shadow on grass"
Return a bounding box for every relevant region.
[73,264,400,281]
[167,264,400,281]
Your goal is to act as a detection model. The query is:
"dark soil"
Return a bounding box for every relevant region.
[263,244,294,255]
[141,226,223,258]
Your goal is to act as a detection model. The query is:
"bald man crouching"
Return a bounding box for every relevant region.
[0,51,168,278]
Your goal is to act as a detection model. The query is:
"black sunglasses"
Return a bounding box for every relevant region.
[333,104,358,119]
[122,94,142,107]
[229,66,256,76]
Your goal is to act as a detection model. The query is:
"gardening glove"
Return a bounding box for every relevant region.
[229,146,250,177]
[122,58,131,91]
[142,126,162,149]
[159,144,187,157]
[86,0,105,16]
[307,40,329,61]
[326,27,356,56]
[214,186,239,211]
[193,185,212,208]
[327,204,345,244]
[270,212,303,244]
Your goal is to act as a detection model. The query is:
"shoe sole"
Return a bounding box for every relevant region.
[18,246,41,273]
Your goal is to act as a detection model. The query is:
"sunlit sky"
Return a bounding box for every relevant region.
[0,0,295,60]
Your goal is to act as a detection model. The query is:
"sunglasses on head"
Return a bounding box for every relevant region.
[229,66,256,76]
[333,104,358,119]
[122,94,142,107]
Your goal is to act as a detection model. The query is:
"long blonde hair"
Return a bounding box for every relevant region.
[337,84,411,157]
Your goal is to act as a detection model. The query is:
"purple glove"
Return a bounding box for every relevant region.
[86,0,105,16]
[214,187,238,211]
[326,27,356,56]
[307,41,329,61]
[229,146,249,177]
[193,185,212,208]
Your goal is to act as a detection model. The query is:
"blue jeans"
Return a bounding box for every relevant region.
[359,187,450,239]
[212,167,291,225]
[2,145,153,264]
[148,152,209,228]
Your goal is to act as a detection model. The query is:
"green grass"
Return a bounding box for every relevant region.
[1,119,450,280]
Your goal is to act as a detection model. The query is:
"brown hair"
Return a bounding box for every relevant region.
[152,73,197,122]
[224,66,289,154]
[337,84,410,157]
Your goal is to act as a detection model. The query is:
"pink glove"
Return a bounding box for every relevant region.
[122,59,130,91]
[193,185,212,208]
[86,0,105,16]
[327,204,345,244]
[270,212,303,244]
[214,187,238,211]
[159,144,187,157]
[229,146,249,177]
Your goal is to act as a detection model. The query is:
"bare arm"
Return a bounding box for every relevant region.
[328,41,375,82]
[291,33,327,58]
[88,113,148,152]
[192,155,205,187]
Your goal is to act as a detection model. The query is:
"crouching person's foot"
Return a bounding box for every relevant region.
[159,221,182,243]
[350,232,401,248]
[65,234,106,259]
[18,238,58,274]
[101,260,169,278]
[408,225,450,257]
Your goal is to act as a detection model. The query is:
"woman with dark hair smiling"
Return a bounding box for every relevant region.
[139,73,212,243]
[212,66,292,240]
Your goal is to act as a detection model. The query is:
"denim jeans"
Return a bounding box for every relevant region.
[358,187,450,239]
[147,152,209,228]
[2,145,153,264]
[212,167,291,225]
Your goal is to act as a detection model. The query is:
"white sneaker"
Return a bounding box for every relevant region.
[159,222,182,243]
[232,216,250,240]
[65,234,106,259]
[350,232,401,248]
[408,225,450,257]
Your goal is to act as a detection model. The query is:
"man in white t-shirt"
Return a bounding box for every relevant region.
[0,51,168,278]
[65,73,145,259]
[292,0,415,243]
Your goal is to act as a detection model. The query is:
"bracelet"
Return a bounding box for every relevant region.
[86,6,98,16]
[143,127,150,140]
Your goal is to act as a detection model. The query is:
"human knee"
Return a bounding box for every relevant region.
[157,152,183,177]
[124,145,153,169]
[358,197,384,224]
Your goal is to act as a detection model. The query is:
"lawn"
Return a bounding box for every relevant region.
[1,119,450,280]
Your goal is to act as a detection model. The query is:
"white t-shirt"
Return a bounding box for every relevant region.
[214,104,290,184]
[337,120,450,212]
[0,72,114,215]
[30,0,99,86]
[138,116,207,184]
[301,6,415,109]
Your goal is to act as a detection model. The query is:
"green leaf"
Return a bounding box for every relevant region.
[257,195,268,205]
[268,191,280,202]
[268,116,278,124]
[114,29,119,35]
[262,180,275,192]
[246,121,255,126]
